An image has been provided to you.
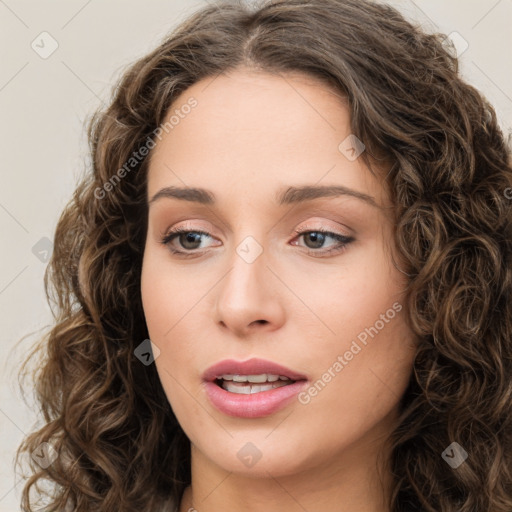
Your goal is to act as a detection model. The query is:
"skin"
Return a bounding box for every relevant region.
[140,67,417,512]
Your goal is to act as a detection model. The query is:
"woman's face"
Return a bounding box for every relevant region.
[141,68,416,478]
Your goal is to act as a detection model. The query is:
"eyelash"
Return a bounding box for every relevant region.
[160,226,354,258]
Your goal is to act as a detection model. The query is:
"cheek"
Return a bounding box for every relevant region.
[293,240,414,421]
[140,256,199,422]
[140,247,209,339]
[290,236,405,341]
[140,248,214,395]
[294,302,414,458]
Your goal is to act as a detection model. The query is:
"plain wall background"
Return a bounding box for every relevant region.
[0,1,511,510]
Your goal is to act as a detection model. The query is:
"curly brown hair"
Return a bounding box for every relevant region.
[16,0,512,510]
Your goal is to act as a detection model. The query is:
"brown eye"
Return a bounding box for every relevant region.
[302,231,328,249]
[293,229,355,257]
[161,229,214,255]
[177,232,203,250]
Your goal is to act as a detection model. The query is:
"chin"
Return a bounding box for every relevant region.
[192,433,326,478]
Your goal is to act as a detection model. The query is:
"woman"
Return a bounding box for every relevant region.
[16,0,512,510]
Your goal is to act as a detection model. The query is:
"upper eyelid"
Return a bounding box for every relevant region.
[163,227,351,247]
[163,216,354,235]
[164,225,350,239]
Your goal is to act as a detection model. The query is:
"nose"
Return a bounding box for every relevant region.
[214,242,286,338]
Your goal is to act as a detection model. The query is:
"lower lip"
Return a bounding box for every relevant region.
[204,380,308,418]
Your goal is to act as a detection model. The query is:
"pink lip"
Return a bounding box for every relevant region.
[202,358,309,418]
[202,357,308,382]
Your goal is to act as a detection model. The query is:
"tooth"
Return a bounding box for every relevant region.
[223,381,250,393]
[222,381,240,392]
[246,374,268,383]
[237,384,251,394]
[222,380,291,394]
[224,373,290,383]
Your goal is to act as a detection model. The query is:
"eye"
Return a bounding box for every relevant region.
[160,226,355,258]
[160,228,217,256]
[292,228,354,257]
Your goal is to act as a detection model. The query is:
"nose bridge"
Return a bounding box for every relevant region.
[214,231,285,334]
[223,233,268,304]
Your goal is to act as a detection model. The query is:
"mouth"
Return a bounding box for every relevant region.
[214,373,297,394]
[202,358,309,418]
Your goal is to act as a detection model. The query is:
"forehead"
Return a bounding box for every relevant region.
[146,68,388,208]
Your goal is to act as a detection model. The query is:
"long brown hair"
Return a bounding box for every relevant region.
[16,0,512,510]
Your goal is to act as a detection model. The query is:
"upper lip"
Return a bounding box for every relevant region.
[202,358,308,382]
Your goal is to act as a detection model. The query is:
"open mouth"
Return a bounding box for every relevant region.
[204,360,309,417]
[214,373,297,394]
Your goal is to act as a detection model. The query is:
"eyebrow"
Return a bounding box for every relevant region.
[148,184,378,208]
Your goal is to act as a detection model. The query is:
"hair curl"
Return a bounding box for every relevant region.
[16,0,512,510]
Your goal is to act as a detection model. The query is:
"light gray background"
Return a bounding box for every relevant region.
[1,1,511,510]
